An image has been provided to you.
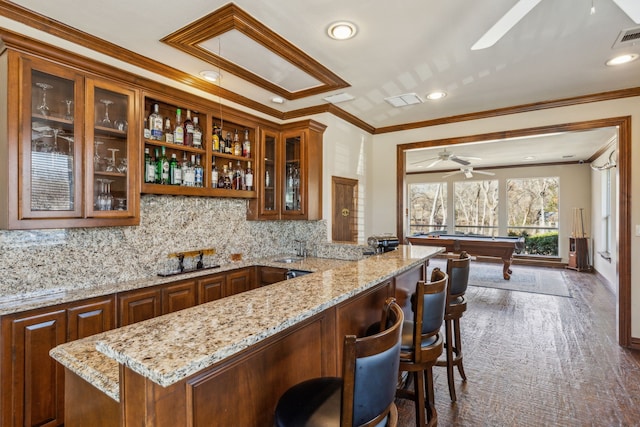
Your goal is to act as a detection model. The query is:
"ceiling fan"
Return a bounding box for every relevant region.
[472,0,640,50]
[410,148,481,168]
[442,167,496,179]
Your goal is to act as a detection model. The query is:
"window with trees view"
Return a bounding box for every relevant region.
[454,180,499,235]
[507,177,559,255]
[408,183,447,235]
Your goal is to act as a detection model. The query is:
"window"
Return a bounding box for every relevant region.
[408,183,447,236]
[454,180,498,236]
[507,177,559,255]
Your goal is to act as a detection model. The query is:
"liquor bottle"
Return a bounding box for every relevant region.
[143,118,151,139]
[235,160,245,190]
[156,146,169,184]
[174,109,184,144]
[242,129,251,158]
[169,153,182,185]
[221,165,231,189]
[245,161,254,191]
[149,104,163,141]
[154,148,160,183]
[163,118,174,144]
[219,129,226,153]
[211,157,219,188]
[192,116,203,148]
[227,161,234,188]
[225,132,232,154]
[212,124,220,152]
[144,148,155,184]
[194,155,203,187]
[233,129,242,156]
[181,153,191,187]
[183,109,194,146]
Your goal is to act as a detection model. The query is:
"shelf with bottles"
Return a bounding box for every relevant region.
[144,98,207,151]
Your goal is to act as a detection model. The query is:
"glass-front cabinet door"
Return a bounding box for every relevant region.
[22,59,83,219]
[282,130,305,218]
[85,79,137,218]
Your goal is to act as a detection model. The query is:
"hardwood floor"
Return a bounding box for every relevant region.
[396,265,640,426]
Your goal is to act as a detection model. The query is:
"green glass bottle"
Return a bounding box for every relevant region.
[156,146,169,184]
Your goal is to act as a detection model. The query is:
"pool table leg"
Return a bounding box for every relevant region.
[502,258,513,280]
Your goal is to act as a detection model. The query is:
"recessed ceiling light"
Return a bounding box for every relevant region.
[271,96,285,104]
[606,53,639,66]
[327,21,357,40]
[523,156,536,161]
[426,91,447,100]
[199,70,220,82]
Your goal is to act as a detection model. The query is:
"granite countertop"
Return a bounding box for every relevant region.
[0,255,350,316]
[50,246,443,400]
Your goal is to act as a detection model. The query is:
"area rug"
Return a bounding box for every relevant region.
[429,259,572,298]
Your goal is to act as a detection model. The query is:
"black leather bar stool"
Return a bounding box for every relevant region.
[274,298,404,427]
[436,251,471,402]
[396,268,448,427]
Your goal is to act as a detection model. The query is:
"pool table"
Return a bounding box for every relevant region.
[407,234,525,280]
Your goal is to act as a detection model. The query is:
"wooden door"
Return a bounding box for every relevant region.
[3,309,66,427]
[197,273,226,304]
[332,176,358,242]
[162,280,197,314]
[67,296,115,340]
[117,287,162,327]
[226,268,254,296]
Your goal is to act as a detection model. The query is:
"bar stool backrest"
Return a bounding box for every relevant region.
[342,298,404,427]
[447,252,471,299]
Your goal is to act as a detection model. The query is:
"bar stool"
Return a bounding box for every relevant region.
[436,251,471,402]
[396,268,448,427]
[274,298,404,427]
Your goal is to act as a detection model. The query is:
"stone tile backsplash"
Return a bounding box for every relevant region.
[0,195,367,297]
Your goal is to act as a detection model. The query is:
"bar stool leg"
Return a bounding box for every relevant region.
[453,317,466,380]
[413,371,427,427]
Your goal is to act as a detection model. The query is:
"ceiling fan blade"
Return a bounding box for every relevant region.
[426,159,443,168]
[471,0,543,50]
[409,156,438,165]
[442,170,462,178]
[451,156,471,166]
[474,170,496,176]
[612,0,640,23]
[457,155,482,161]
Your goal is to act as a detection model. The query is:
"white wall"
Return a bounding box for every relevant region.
[368,96,640,338]
[406,163,592,263]
[317,113,374,244]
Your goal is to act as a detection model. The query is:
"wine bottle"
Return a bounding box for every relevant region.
[242,129,251,158]
[144,148,155,184]
[149,104,163,141]
[194,155,203,187]
[173,109,184,144]
[192,116,203,148]
[169,153,182,185]
[245,161,254,191]
[183,109,194,146]
[225,132,232,154]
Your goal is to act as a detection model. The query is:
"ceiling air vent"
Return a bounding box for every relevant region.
[612,26,640,49]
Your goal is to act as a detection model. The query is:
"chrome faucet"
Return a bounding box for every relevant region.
[294,240,307,258]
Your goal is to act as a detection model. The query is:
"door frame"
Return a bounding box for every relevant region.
[396,116,632,348]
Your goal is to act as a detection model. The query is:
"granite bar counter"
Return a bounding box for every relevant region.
[50,245,443,426]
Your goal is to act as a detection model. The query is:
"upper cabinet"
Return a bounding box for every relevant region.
[247,120,325,220]
[0,50,139,229]
[140,94,256,199]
